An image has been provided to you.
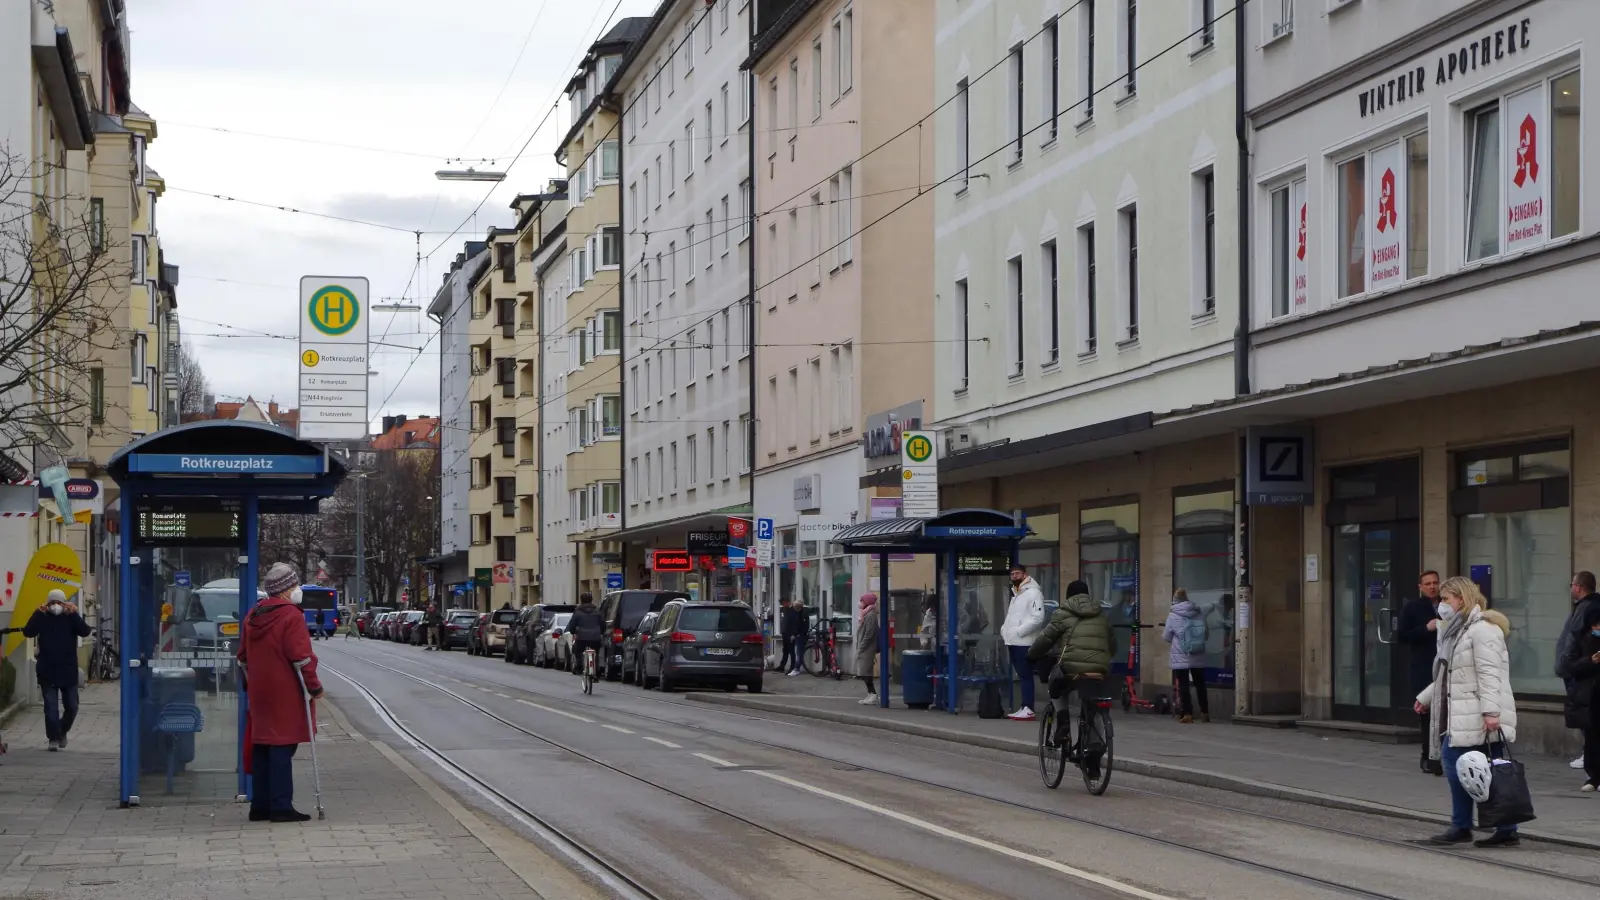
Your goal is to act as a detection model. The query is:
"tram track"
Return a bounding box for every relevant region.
[330,642,1600,896]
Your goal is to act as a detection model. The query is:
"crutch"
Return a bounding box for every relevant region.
[292,660,325,820]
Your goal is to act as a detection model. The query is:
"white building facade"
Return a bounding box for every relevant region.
[541,236,577,605]
[616,0,755,597]
[428,241,488,594]
[1233,0,1600,751]
[931,1,1242,700]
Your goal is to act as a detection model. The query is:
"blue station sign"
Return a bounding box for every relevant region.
[128,454,327,475]
[923,525,1027,538]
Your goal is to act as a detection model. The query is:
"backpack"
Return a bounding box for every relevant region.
[977,681,1005,718]
[1177,617,1208,656]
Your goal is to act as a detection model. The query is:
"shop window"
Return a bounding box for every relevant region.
[1172,486,1235,683]
[1269,177,1308,317]
[1080,500,1139,678]
[1465,68,1582,262]
[1336,130,1427,300]
[1452,439,1571,699]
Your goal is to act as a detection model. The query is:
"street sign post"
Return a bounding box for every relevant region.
[755,517,774,567]
[174,571,191,587]
[298,276,371,441]
[900,430,939,518]
[605,572,624,590]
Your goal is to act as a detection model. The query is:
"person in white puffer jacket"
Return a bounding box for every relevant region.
[1000,564,1046,721]
[1415,575,1520,849]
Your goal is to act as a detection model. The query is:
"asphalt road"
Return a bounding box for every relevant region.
[320,638,1600,900]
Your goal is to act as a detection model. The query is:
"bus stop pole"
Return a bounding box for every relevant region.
[239,493,260,801]
[877,551,889,709]
[118,495,137,806]
[945,552,960,713]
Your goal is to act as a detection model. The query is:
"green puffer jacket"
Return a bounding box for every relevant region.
[1026,593,1113,677]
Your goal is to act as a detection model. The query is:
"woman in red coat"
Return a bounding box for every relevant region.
[238,562,323,822]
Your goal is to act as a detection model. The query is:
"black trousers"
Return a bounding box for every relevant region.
[1173,668,1209,716]
[251,743,298,813]
[778,637,797,671]
[1585,726,1600,785]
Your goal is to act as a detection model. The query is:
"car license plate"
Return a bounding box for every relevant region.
[220,622,240,636]
[704,648,736,656]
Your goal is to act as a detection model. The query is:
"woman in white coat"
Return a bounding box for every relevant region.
[1415,576,1520,848]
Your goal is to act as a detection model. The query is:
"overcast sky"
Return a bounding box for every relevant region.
[130,0,660,427]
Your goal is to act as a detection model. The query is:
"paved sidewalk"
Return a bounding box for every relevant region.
[694,677,1600,850]
[0,683,585,900]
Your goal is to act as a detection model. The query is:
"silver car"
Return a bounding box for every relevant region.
[639,601,764,693]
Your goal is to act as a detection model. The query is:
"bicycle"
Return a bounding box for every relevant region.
[581,647,597,695]
[1038,680,1115,795]
[801,621,842,679]
[88,635,120,682]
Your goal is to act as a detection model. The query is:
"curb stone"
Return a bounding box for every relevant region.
[686,693,1600,853]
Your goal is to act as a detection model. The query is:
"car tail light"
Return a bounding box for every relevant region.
[669,631,696,643]
[612,628,625,644]
[741,634,764,644]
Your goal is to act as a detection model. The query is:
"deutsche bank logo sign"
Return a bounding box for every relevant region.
[1246,425,1314,506]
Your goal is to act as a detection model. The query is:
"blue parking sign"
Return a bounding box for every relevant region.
[756,517,774,541]
[605,572,624,589]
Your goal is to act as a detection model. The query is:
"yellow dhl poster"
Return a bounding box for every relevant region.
[1,543,84,659]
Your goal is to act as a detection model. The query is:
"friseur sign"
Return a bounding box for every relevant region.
[863,400,923,466]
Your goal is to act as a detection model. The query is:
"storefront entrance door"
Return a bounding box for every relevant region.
[1331,522,1418,725]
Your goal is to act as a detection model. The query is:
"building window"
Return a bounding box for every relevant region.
[601,226,621,267]
[1407,132,1430,279]
[809,357,823,441]
[721,83,730,141]
[89,198,104,253]
[601,310,621,353]
[1454,439,1571,699]
[740,179,753,241]
[809,193,823,285]
[600,140,619,180]
[1120,0,1137,96]
[1338,133,1428,298]
[838,166,853,264]
[1008,44,1024,162]
[834,7,853,96]
[1173,485,1236,678]
[1337,155,1366,298]
[1198,0,1216,47]
[1269,177,1308,318]
[1078,223,1098,354]
[1121,205,1138,340]
[955,278,970,391]
[131,235,147,283]
[496,537,516,560]
[813,37,824,119]
[721,196,731,255]
[789,57,799,132]
[1042,239,1060,363]
[685,123,695,178]
[1196,169,1216,314]
[704,101,714,159]
[90,368,105,423]
[1007,255,1024,375]
[1266,0,1295,42]
[1079,0,1096,122]
[1466,69,1581,263]
[1043,18,1060,142]
[742,414,755,472]
[707,427,717,481]
[956,78,971,187]
[687,434,699,484]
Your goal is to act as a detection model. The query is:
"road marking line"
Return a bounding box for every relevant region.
[494,693,512,699]
[642,737,681,749]
[600,724,634,734]
[749,770,1179,900]
[693,752,736,767]
[514,698,594,723]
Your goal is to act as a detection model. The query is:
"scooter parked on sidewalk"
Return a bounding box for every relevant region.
[1115,624,1172,715]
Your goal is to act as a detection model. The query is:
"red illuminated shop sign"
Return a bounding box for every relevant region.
[651,550,693,572]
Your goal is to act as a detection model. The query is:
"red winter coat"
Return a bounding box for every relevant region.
[237,597,321,768]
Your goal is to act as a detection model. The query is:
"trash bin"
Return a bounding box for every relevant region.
[140,667,198,773]
[901,650,935,709]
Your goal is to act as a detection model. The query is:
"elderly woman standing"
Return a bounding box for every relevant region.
[1415,576,1520,848]
[854,593,881,706]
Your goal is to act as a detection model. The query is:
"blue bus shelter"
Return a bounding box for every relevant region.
[831,508,1029,713]
[106,421,346,807]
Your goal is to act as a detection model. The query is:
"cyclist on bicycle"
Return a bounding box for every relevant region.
[1027,579,1113,763]
[566,592,606,676]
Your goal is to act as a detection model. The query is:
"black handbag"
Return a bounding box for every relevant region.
[1476,731,1537,829]
[977,681,1005,719]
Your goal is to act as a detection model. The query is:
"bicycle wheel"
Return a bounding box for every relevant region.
[1038,706,1067,789]
[1081,708,1114,795]
[802,640,822,676]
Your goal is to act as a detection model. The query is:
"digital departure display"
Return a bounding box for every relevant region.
[136,499,244,546]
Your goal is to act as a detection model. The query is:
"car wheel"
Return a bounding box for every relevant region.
[747,677,763,694]
[658,668,675,693]
[622,658,636,685]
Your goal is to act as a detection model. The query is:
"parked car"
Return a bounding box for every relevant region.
[465,613,491,655]
[398,610,424,644]
[638,600,764,693]
[533,613,573,669]
[622,611,660,683]
[442,611,478,650]
[357,606,392,636]
[595,590,689,681]
[378,611,400,640]
[504,606,541,662]
[508,603,575,664]
[478,607,519,657]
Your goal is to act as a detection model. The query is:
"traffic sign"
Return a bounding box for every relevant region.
[298,276,370,441]
[174,571,191,587]
[755,517,774,567]
[900,430,939,518]
[755,517,774,541]
[605,572,624,590]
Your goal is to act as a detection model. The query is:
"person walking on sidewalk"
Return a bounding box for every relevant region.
[1416,576,1521,848]
[423,603,444,651]
[1556,602,1600,791]
[779,598,804,674]
[19,590,91,751]
[1000,564,1046,721]
[854,593,881,705]
[1559,572,1597,770]
[1397,570,1444,775]
[238,563,323,823]
[1027,580,1113,752]
[1162,589,1210,724]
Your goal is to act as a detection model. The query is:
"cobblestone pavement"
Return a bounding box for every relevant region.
[0,683,573,900]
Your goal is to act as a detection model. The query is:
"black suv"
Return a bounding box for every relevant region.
[638,600,764,693]
[509,603,574,665]
[595,590,689,681]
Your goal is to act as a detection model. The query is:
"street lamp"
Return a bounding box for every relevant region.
[435,168,505,182]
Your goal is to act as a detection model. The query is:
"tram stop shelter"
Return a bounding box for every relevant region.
[106,421,347,807]
[831,508,1030,713]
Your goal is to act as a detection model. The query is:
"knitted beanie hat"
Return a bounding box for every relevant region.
[263,562,299,597]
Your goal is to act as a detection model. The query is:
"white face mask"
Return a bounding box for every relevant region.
[1437,601,1456,621]
[48,603,64,615]
[290,588,304,606]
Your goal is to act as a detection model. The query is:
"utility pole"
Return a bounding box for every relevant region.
[354,474,365,609]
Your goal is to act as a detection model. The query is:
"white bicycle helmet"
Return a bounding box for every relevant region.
[1455,750,1494,803]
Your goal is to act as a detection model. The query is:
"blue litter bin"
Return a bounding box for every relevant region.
[901,650,935,709]
[140,667,198,773]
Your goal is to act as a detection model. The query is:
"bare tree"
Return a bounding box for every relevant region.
[257,511,328,584]
[320,448,437,607]
[174,340,210,422]
[0,145,124,460]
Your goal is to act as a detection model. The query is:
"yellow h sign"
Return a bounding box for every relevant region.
[308,285,359,336]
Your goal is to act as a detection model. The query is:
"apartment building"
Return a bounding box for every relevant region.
[543,18,651,602]
[426,239,488,597]
[931,1,1240,702]
[613,0,755,602]
[463,226,522,610]
[1225,0,1597,752]
[749,0,935,626]
[508,183,567,605]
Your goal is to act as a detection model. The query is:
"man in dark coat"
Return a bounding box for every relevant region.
[1395,570,1442,774]
[19,590,91,750]
[238,563,322,822]
[779,599,804,674]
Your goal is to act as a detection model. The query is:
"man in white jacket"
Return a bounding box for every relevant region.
[1001,564,1046,720]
